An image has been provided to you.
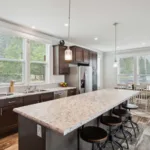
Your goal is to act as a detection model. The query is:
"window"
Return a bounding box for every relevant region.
[117,57,134,84]
[30,40,47,82]
[0,33,24,84]
[137,56,150,84]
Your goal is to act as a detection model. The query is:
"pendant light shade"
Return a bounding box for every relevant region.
[113,22,118,68]
[65,0,72,61]
[113,60,118,68]
[65,46,72,61]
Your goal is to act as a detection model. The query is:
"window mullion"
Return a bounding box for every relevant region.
[24,39,30,85]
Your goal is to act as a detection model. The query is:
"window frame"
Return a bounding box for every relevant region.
[0,31,51,86]
[117,56,135,84]
[0,34,25,85]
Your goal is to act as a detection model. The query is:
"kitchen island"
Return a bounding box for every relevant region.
[14,89,139,150]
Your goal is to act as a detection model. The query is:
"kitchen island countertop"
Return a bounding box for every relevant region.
[14,89,139,135]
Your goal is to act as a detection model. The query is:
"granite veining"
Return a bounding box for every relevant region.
[0,87,76,100]
[14,89,139,135]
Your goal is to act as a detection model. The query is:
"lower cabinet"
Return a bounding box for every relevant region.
[0,97,23,136]
[23,95,40,106]
[67,89,76,96]
[40,93,54,102]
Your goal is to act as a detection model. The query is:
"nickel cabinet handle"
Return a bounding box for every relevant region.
[8,101,16,104]
[0,108,3,116]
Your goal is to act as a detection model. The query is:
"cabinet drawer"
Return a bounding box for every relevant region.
[23,95,40,106]
[4,97,23,107]
[68,89,76,96]
[41,93,54,102]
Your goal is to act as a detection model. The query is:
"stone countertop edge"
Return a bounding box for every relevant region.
[13,90,140,136]
[0,87,76,100]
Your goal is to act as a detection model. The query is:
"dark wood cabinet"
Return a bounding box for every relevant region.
[67,89,76,96]
[83,49,90,63]
[23,95,40,106]
[75,47,83,62]
[40,93,54,102]
[0,97,23,135]
[53,45,70,75]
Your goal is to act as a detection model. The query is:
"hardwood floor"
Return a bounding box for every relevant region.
[0,134,18,150]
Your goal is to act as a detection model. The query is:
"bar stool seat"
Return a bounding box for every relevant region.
[80,126,107,143]
[113,109,129,117]
[122,103,138,110]
[101,116,122,126]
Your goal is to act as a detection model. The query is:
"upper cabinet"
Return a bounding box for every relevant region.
[53,45,70,75]
[53,45,96,75]
[83,49,90,63]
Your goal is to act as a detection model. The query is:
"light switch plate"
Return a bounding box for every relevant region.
[37,124,42,138]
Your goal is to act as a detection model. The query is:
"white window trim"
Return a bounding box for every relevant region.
[0,32,51,86]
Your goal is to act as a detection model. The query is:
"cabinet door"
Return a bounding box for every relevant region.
[75,47,83,62]
[0,103,22,134]
[41,93,54,102]
[67,89,76,96]
[23,95,40,106]
[59,46,70,74]
[83,49,89,63]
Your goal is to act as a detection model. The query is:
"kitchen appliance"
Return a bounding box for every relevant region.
[65,65,92,94]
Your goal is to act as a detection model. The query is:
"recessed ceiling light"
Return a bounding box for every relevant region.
[94,37,98,41]
[142,42,146,46]
[64,23,69,27]
[32,26,35,29]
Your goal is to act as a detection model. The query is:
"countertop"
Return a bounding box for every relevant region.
[0,87,76,100]
[14,89,139,136]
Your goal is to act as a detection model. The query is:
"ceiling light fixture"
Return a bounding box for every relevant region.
[64,23,69,27]
[94,37,98,41]
[113,22,119,68]
[64,0,72,61]
[32,26,35,29]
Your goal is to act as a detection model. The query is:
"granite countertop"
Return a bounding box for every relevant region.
[0,87,76,100]
[14,89,139,136]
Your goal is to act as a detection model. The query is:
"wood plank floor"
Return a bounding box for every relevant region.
[0,134,18,150]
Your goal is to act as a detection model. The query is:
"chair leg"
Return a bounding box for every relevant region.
[129,120,137,138]
[121,125,129,149]
[114,141,123,150]
[92,143,94,150]
[110,141,115,150]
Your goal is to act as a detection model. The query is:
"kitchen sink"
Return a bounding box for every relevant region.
[24,89,47,94]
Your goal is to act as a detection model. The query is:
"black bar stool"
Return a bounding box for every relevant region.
[101,116,123,150]
[113,108,132,149]
[80,126,107,150]
[122,103,140,138]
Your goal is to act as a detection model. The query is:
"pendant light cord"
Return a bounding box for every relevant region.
[114,22,118,61]
[68,0,71,42]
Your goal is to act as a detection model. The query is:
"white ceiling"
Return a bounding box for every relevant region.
[0,0,150,52]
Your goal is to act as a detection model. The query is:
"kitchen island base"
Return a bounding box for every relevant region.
[18,115,98,150]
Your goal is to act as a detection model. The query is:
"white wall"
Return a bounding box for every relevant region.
[103,47,150,88]
[0,19,103,91]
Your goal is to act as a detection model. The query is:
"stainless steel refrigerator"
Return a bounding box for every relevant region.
[65,65,92,94]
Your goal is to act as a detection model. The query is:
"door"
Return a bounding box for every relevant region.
[83,49,89,63]
[75,47,83,62]
[0,104,22,134]
[41,93,54,102]
[23,95,40,106]
[59,46,70,74]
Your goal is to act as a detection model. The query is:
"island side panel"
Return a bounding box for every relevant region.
[46,119,98,150]
[18,115,46,150]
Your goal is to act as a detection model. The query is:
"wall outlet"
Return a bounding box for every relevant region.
[37,124,42,138]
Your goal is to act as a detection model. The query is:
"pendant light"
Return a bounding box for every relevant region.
[113,22,118,68]
[65,0,72,61]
